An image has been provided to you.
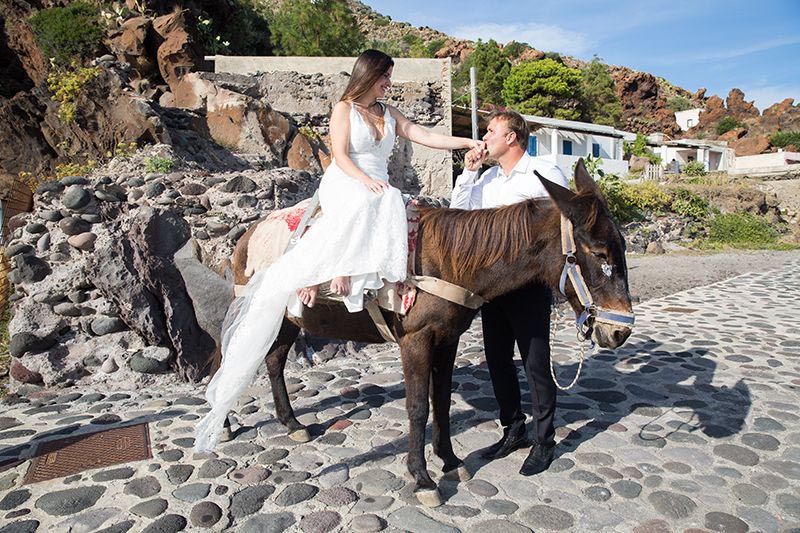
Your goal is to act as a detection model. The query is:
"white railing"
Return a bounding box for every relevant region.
[643,164,663,181]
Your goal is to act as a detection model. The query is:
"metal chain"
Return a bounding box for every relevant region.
[548,303,592,391]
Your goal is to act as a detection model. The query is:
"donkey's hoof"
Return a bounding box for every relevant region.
[219,426,234,443]
[442,464,472,482]
[288,428,311,443]
[415,488,442,507]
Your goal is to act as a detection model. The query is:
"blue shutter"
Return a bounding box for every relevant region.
[527,135,537,156]
[562,140,572,155]
[592,143,600,158]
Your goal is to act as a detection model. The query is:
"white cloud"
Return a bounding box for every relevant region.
[655,36,800,66]
[448,22,595,57]
[737,84,800,112]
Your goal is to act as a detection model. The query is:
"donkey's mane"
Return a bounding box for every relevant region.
[420,199,554,284]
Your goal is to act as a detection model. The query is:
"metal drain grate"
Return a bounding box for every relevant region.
[24,423,151,484]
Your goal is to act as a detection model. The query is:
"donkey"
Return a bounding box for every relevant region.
[212,159,633,506]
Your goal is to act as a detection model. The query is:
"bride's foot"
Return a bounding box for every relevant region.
[297,286,319,308]
[330,276,351,296]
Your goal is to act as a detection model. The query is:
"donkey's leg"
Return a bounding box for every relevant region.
[265,319,308,442]
[431,342,471,482]
[400,334,440,506]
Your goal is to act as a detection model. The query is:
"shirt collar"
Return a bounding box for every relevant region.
[499,152,532,178]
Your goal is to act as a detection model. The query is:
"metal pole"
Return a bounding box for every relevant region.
[469,66,478,140]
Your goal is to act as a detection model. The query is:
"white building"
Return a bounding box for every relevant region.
[729,150,800,177]
[639,133,733,172]
[523,115,630,177]
[674,108,703,131]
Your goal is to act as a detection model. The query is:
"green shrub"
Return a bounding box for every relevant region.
[770,130,800,148]
[670,188,709,219]
[29,1,102,67]
[47,65,101,124]
[270,0,364,56]
[666,95,693,112]
[597,174,669,223]
[708,212,778,246]
[683,160,707,177]
[145,156,174,174]
[716,116,744,136]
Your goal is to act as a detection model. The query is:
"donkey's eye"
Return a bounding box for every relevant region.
[592,251,608,260]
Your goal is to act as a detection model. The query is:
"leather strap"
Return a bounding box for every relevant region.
[365,298,396,343]
[408,275,485,309]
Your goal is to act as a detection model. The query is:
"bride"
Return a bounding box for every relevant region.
[195,49,484,451]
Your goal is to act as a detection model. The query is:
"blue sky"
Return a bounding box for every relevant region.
[363,0,800,111]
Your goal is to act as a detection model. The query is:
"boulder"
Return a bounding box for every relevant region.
[104,16,156,79]
[726,88,759,119]
[153,10,201,92]
[173,239,233,345]
[286,133,323,174]
[629,155,651,172]
[88,208,214,381]
[730,135,771,157]
[13,253,50,283]
[717,128,747,142]
[9,360,43,385]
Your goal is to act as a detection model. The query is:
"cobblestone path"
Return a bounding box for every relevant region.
[0,261,798,532]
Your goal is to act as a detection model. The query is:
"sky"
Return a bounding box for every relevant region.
[362,0,800,111]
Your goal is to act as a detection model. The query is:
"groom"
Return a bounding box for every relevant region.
[450,110,569,475]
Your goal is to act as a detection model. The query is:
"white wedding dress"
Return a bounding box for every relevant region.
[195,103,408,451]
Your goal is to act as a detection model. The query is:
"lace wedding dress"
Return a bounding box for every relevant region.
[195,103,408,451]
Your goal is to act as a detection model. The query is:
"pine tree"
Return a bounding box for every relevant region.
[452,40,511,106]
[579,56,623,127]
[502,58,582,119]
[270,0,364,57]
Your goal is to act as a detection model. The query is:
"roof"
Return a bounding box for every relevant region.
[452,106,627,138]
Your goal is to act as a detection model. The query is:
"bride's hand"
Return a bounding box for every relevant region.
[361,177,390,194]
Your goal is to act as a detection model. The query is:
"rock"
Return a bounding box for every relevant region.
[141,514,187,533]
[718,127,747,142]
[104,16,156,79]
[131,498,168,518]
[726,88,759,119]
[730,135,771,157]
[63,186,92,210]
[67,232,97,251]
[4,243,33,257]
[9,332,57,357]
[220,175,258,193]
[645,241,665,254]
[129,352,168,374]
[189,501,222,528]
[350,514,386,532]
[125,476,162,498]
[36,233,50,253]
[647,491,697,519]
[230,485,276,518]
[387,507,459,533]
[287,133,322,174]
[173,483,210,502]
[91,316,126,336]
[153,10,202,92]
[240,512,296,533]
[275,483,318,506]
[25,222,47,234]
[34,486,106,516]
[0,489,30,510]
[300,511,341,533]
[101,357,119,373]
[13,253,50,282]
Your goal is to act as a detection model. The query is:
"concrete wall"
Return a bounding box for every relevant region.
[732,151,800,169]
[208,56,454,196]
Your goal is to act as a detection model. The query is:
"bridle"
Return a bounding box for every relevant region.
[549,214,636,391]
[558,214,636,341]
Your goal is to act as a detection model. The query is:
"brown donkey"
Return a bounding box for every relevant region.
[212,159,634,506]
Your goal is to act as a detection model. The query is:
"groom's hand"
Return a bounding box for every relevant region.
[464,146,487,172]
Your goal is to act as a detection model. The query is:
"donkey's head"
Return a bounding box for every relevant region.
[537,159,633,349]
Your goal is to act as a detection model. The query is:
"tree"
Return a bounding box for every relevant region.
[270,0,364,57]
[452,39,511,106]
[502,58,582,119]
[579,56,622,127]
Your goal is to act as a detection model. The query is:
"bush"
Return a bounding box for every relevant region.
[452,39,510,106]
[716,116,745,136]
[270,0,364,56]
[145,156,174,174]
[47,65,101,124]
[579,56,622,127]
[670,188,709,219]
[597,174,670,223]
[683,160,707,177]
[666,95,693,112]
[770,130,800,148]
[502,58,582,119]
[28,2,103,67]
[708,212,778,246]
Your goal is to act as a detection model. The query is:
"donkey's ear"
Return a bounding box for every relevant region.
[574,158,602,197]
[536,170,577,218]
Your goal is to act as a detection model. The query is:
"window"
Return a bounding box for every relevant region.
[592,143,601,158]
[687,118,694,128]
[527,136,538,156]
[562,140,573,155]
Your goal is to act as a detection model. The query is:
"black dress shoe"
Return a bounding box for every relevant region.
[480,420,531,460]
[519,442,555,476]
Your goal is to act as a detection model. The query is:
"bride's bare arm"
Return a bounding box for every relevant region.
[330,101,389,194]
[390,105,482,151]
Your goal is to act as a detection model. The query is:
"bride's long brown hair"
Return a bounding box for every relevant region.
[339,49,394,103]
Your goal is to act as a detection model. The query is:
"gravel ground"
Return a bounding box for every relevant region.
[627,248,800,302]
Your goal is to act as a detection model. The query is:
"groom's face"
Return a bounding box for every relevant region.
[483,118,516,158]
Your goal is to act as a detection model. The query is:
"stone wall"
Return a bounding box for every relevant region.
[209,56,454,197]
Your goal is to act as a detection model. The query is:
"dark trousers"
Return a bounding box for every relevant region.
[482,281,556,445]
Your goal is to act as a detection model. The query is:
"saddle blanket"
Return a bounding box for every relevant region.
[243,198,421,315]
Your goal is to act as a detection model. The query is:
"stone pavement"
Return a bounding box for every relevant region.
[0,261,799,533]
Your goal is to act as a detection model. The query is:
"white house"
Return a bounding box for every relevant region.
[638,133,733,172]
[522,114,629,177]
[674,108,703,131]
[729,150,800,177]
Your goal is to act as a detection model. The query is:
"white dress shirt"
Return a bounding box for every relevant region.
[450,152,569,210]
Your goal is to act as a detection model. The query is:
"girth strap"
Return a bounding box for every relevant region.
[365,298,397,343]
[408,275,485,309]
